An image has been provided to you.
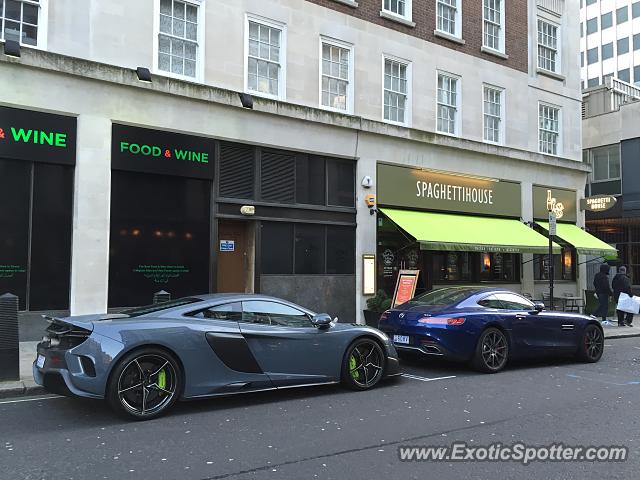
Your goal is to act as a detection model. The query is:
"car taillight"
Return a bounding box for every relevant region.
[418,316,466,326]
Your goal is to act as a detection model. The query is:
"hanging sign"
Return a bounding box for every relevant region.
[392,270,420,308]
[580,195,617,212]
[533,185,577,222]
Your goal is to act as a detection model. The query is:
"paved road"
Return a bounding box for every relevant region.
[1,338,639,480]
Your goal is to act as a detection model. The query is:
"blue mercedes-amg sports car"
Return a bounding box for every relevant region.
[378,287,604,373]
[33,294,400,419]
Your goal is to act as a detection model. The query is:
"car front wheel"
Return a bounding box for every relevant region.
[341,338,385,390]
[471,327,509,373]
[107,348,182,420]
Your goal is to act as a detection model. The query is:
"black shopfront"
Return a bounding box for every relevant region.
[0,106,76,311]
[109,124,356,321]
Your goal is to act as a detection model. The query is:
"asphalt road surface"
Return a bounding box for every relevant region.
[1,338,639,480]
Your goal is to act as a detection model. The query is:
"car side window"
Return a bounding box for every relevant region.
[494,293,535,311]
[242,301,313,328]
[477,295,503,309]
[190,302,242,321]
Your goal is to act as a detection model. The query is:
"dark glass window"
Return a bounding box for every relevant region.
[601,12,613,30]
[618,68,631,83]
[618,37,629,55]
[477,294,503,309]
[296,155,325,205]
[261,222,294,274]
[0,159,30,310]
[602,42,613,60]
[294,224,325,274]
[327,226,355,274]
[586,17,598,35]
[634,2,640,19]
[29,163,74,310]
[494,293,535,311]
[108,171,210,307]
[635,66,640,84]
[533,249,576,281]
[242,300,312,327]
[587,77,600,88]
[587,47,599,65]
[191,302,242,321]
[635,34,640,51]
[617,6,628,24]
[327,159,355,207]
[432,252,472,282]
[479,253,519,282]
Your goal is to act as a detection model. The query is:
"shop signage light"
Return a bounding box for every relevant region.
[580,195,617,212]
[532,185,577,223]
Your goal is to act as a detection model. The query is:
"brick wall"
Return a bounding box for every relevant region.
[305,0,529,74]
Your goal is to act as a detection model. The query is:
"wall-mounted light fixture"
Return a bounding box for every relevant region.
[4,40,20,58]
[136,67,152,83]
[239,92,254,109]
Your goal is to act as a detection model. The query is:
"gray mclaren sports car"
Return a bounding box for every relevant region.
[34,294,400,419]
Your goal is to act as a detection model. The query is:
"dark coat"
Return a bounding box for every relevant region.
[612,273,632,302]
[593,264,613,296]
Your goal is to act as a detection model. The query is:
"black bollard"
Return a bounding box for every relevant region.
[0,293,20,381]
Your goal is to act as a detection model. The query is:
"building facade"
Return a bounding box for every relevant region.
[580,0,640,88]
[1,0,590,324]
[582,79,640,286]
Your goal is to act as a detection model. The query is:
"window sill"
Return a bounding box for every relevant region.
[153,69,203,85]
[536,68,565,82]
[245,89,284,102]
[434,30,465,45]
[379,10,416,28]
[481,46,509,60]
[331,0,358,7]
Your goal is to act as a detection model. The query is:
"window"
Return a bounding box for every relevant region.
[246,17,285,99]
[635,66,640,85]
[477,295,503,309]
[618,37,629,55]
[320,39,353,113]
[296,154,326,205]
[483,0,504,52]
[580,22,583,38]
[158,0,200,79]
[533,249,575,281]
[382,0,411,19]
[261,222,294,274]
[483,85,502,144]
[327,158,355,207]
[295,224,325,274]
[634,2,640,18]
[383,57,409,125]
[586,0,597,6]
[617,6,628,24]
[587,77,599,87]
[580,51,584,67]
[437,73,459,135]
[327,226,356,274]
[190,302,242,321]
[433,252,473,282]
[634,34,640,51]
[538,103,560,155]
[587,47,598,65]
[479,253,519,282]
[537,19,559,73]
[437,0,460,38]
[590,145,621,182]
[600,12,612,30]
[586,17,598,35]
[242,301,312,328]
[0,0,43,46]
[493,293,535,311]
[618,68,630,83]
[602,42,613,60]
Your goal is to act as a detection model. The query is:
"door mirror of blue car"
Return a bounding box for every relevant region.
[532,302,545,313]
[311,313,333,328]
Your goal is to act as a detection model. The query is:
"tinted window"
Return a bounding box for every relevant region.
[634,2,640,19]
[586,17,598,35]
[634,34,640,51]
[494,293,534,311]
[296,155,325,205]
[618,37,629,55]
[601,42,613,60]
[617,6,628,24]
[409,288,475,306]
[191,302,242,321]
[587,47,598,65]
[601,12,612,30]
[479,253,519,282]
[326,226,355,274]
[618,68,630,83]
[261,222,294,274]
[121,297,203,317]
[242,300,312,327]
[477,295,503,309]
[327,159,355,207]
[294,224,325,274]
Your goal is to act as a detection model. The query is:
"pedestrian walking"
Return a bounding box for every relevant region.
[593,263,613,324]
[612,266,634,327]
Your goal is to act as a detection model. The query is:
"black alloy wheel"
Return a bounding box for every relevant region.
[578,324,604,363]
[341,338,385,390]
[107,348,182,420]
[472,327,509,373]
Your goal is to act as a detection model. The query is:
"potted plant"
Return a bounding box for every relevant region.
[363,290,392,328]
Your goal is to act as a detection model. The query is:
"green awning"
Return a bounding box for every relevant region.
[381,208,561,254]
[537,222,618,257]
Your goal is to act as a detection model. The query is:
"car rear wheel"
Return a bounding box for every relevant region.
[107,348,182,420]
[341,338,385,390]
[577,324,604,363]
[471,328,509,373]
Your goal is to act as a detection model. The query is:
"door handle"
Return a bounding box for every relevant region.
[515,314,528,320]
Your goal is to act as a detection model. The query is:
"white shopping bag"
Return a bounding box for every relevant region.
[616,293,640,314]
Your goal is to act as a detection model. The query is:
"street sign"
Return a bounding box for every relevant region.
[548,212,557,236]
[580,195,617,212]
[219,240,235,252]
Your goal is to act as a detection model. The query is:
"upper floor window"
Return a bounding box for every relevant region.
[245,16,286,100]
[383,0,411,18]
[436,0,461,38]
[158,0,200,79]
[1,0,44,46]
[483,0,504,52]
[320,39,353,113]
[537,19,560,74]
[538,103,561,156]
[586,17,597,35]
[437,72,460,135]
[483,85,503,144]
[383,57,410,125]
[600,11,612,30]
[617,6,628,24]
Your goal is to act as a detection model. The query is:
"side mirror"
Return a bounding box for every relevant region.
[311,313,333,328]
[532,302,545,313]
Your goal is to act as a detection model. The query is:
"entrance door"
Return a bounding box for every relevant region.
[217,220,252,293]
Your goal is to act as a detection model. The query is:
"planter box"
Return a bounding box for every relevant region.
[363,310,381,328]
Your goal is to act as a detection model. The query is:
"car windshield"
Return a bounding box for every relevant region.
[120,297,203,317]
[407,287,476,307]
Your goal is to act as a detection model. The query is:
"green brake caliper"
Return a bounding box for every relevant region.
[158,370,166,390]
[349,355,360,381]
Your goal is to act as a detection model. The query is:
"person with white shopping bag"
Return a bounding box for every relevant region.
[613,266,635,327]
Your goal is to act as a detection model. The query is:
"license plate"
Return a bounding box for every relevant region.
[36,354,45,369]
[393,335,410,345]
